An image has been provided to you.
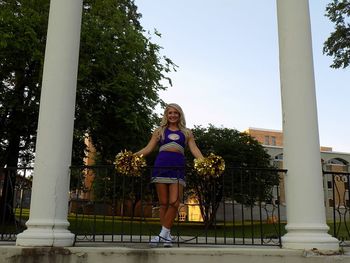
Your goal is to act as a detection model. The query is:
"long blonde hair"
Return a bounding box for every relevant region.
[157,103,190,141]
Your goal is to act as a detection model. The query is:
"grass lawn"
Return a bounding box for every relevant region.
[6,208,350,241]
[68,213,285,238]
[11,208,284,238]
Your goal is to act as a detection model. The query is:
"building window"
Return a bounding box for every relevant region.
[275,154,283,160]
[264,136,269,145]
[327,181,332,189]
[329,199,334,207]
[271,136,276,146]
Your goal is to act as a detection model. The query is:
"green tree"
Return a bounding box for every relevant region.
[186,125,279,226]
[0,0,49,223]
[75,0,176,163]
[323,0,350,68]
[0,0,175,222]
[0,1,48,167]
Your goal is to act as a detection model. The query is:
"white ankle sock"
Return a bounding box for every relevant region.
[160,226,170,238]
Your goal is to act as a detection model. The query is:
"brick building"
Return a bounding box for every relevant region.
[245,127,350,214]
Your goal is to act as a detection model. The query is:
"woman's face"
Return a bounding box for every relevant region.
[166,107,180,125]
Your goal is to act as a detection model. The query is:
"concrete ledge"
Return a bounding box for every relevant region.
[0,245,349,263]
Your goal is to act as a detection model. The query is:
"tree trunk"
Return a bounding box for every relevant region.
[0,134,20,224]
[0,70,24,224]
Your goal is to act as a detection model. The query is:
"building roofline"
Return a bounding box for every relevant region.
[321,150,350,155]
[263,145,350,155]
[246,127,282,133]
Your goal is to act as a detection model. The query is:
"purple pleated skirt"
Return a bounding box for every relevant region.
[152,151,186,186]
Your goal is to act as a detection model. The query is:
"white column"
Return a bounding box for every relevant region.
[276,0,339,250]
[16,0,83,246]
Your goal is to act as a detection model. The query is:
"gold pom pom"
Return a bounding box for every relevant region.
[115,150,146,176]
[194,153,225,178]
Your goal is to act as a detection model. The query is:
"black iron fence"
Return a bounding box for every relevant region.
[0,165,285,247]
[323,170,350,247]
[4,167,350,247]
[0,167,32,242]
[69,165,285,246]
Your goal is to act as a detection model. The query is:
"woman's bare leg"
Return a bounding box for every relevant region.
[163,183,183,229]
[155,183,169,226]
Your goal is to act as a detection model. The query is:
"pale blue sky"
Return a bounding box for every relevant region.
[134,1,350,153]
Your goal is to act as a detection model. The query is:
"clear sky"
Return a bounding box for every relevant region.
[134,1,350,153]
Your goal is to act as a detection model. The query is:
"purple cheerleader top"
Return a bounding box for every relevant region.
[159,128,186,154]
[151,128,187,186]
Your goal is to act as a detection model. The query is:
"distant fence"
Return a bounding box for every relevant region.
[1,166,287,247]
[0,167,32,241]
[323,170,350,247]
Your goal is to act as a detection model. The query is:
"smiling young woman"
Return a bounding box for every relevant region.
[135,103,203,247]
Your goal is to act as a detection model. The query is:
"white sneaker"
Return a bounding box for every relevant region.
[149,235,161,247]
[163,232,173,247]
[149,234,173,247]
[169,233,175,241]
[163,239,172,247]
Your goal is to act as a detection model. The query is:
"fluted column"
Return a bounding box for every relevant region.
[276,0,339,250]
[16,0,83,246]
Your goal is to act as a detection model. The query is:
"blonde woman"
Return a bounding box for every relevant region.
[136,103,203,247]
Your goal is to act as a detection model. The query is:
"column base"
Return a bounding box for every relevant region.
[16,221,74,247]
[282,225,339,251]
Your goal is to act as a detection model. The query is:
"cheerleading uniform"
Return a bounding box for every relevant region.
[152,128,186,186]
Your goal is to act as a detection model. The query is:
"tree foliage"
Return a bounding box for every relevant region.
[0,0,176,166]
[0,0,49,167]
[0,0,49,223]
[75,0,176,163]
[0,0,175,222]
[190,125,272,167]
[323,0,350,68]
[186,125,279,225]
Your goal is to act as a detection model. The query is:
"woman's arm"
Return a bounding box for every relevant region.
[187,130,204,159]
[135,130,159,157]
